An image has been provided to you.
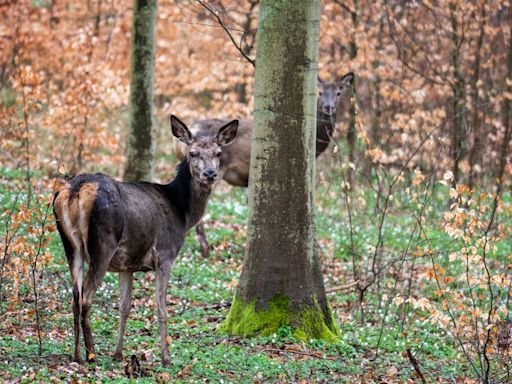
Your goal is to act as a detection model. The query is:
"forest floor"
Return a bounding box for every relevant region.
[1,162,509,383]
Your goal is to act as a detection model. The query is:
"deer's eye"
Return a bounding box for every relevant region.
[319,92,323,96]
[337,91,341,96]
[216,151,222,158]
[190,152,199,158]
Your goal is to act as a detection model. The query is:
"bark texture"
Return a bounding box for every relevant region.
[221,0,338,341]
[123,0,157,182]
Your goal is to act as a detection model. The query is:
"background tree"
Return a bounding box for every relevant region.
[123,0,157,182]
[220,0,338,341]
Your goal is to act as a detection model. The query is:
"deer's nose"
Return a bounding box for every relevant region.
[203,169,218,181]
[323,105,335,115]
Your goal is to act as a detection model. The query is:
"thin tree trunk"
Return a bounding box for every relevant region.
[346,0,359,187]
[468,4,486,188]
[221,0,338,341]
[497,4,512,191]
[124,0,157,182]
[364,15,383,179]
[450,2,466,186]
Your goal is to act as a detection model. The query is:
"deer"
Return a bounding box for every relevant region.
[53,115,238,367]
[175,72,354,257]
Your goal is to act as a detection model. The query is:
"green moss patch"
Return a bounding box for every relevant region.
[220,294,340,342]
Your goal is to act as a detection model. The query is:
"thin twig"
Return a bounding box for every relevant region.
[406,349,427,383]
[196,0,255,67]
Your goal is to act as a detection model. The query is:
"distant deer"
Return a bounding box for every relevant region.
[316,72,355,156]
[53,115,238,367]
[176,72,354,257]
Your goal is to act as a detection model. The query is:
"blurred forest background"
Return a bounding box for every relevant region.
[1,0,511,382]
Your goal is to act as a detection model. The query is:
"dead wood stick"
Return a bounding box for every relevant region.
[262,347,336,361]
[326,280,360,293]
[190,302,231,311]
[406,348,427,383]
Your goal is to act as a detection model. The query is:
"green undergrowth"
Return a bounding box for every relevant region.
[2,165,508,382]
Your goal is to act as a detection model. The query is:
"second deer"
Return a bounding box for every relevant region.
[176,72,354,257]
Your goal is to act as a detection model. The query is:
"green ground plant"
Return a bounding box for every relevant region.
[1,155,510,382]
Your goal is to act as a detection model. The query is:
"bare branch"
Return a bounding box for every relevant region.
[406,349,427,384]
[196,0,255,67]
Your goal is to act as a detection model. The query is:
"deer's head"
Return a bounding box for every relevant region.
[317,72,354,116]
[170,115,238,185]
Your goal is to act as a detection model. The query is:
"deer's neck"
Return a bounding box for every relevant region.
[186,181,212,229]
[165,160,212,230]
[315,111,336,157]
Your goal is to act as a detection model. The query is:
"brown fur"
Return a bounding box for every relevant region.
[54,183,98,260]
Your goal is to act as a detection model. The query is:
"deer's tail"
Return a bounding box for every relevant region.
[53,182,98,314]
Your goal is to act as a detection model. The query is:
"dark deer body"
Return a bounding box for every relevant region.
[53,116,238,366]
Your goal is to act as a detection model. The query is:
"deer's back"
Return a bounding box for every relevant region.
[54,174,185,272]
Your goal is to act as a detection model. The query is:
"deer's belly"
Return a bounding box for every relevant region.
[108,240,157,273]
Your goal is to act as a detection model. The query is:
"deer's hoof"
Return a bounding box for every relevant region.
[162,358,171,368]
[113,352,123,362]
[86,355,96,364]
[72,356,84,365]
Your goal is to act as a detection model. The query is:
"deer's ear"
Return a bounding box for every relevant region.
[317,75,324,86]
[170,115,192,144]
[338,72,354,89]
[216,120,238,146]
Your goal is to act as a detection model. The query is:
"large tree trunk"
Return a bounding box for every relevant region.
[221,0,338,341]
[123,0,157,182]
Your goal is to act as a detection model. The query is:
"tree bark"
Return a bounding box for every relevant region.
[221,0,338,341]
[123,0,157,182]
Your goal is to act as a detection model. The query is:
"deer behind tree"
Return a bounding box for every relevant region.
[173,73,353,257]
[174,72,354,188]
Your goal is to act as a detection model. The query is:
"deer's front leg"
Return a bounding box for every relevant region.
[196,222,210,258]
[156,260,172,367]
[114,272,133,361]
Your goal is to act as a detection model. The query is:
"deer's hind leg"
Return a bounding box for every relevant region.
[113,272,133,361]
[56,220,84,364]
[81,231,117,362]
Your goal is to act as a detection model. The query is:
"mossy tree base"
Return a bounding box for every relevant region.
[220,294,340,342]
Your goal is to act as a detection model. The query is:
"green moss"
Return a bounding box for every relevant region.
[220,294,340,342]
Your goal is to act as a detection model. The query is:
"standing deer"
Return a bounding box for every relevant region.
[53,115,238,367]
[176,72,354,257]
